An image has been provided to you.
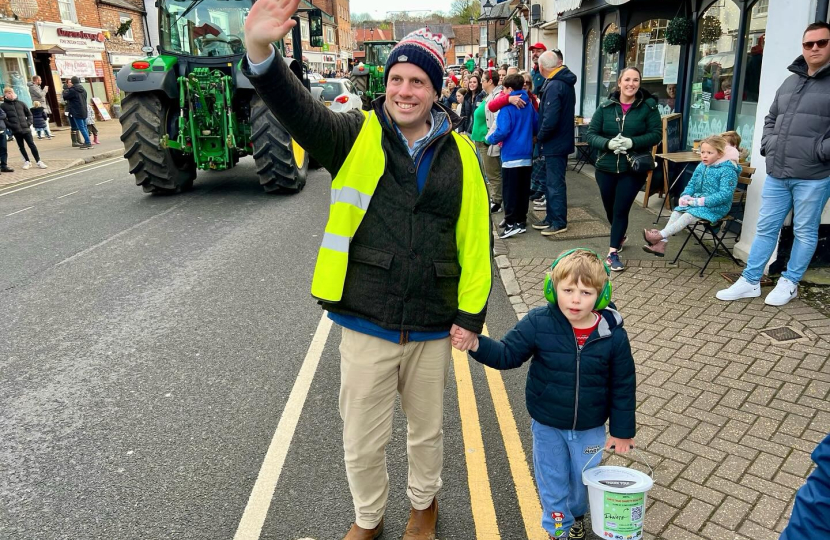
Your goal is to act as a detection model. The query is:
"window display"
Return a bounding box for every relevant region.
[0,53,34,107]
[582,24,599,117]
[686,0,741,147]
[601,23,620,100]
[734,0,768,154]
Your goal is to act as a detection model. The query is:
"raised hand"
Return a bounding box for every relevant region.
[244,0,300,62]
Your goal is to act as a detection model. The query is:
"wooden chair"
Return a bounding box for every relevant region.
[641,142,663,207]
[670,167,754,277]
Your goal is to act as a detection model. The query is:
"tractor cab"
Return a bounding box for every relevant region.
[158,0,250,57]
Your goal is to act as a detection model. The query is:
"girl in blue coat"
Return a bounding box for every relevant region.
[643,135,739,256]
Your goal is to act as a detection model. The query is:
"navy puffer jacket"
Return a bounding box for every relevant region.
[470,303,636,438]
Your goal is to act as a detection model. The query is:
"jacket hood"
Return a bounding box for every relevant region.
[789,55,830,79]
[27,82,35,88]
[708,157,740,171]
[550,66,577,87]
[510,89,530,100]
[722,145,740,164]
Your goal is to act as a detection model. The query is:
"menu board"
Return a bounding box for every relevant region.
[643,43,666,79]
[663,45,681,84]
[92,97,111,121]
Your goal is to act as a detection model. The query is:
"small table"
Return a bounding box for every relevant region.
[654,151,700,222]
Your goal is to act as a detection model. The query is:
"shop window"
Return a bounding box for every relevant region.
[301,20,310,41]
[734,0,768,155]
[686,0,741,148]
[58,0,78,23]
[625,19,680,115]
[120,15,135,41]
[581,25,599,118]
[327,27,335,44]
[600,23,619,100]
[1,53,34,107]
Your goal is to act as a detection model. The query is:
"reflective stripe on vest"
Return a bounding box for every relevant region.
[311,110,384,301]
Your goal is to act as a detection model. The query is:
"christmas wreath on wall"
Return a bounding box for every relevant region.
[602,33,625,55]
[699,15,722,44]
[666,16,694,45]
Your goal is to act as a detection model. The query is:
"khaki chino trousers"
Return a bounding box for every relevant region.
[338,327,451,529]
[476,140,503,204]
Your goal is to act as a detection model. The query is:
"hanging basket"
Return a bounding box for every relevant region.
[602,33,625,55]
[699,15,722,44]
[666,16,694,46]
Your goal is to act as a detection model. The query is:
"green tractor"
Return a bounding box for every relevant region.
[117,0,323,194]
[349,40,397,110]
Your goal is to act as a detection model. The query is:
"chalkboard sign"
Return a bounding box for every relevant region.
[662,113,682,154]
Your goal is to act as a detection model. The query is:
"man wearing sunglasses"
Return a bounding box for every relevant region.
[718,21,830,307]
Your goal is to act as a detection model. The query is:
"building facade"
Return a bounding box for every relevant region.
[554,0,830,268]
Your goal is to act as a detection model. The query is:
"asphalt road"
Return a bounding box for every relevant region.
[0,157,551,540]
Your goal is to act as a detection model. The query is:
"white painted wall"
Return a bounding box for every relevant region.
[733,0,825,263]
[558,18,583,114]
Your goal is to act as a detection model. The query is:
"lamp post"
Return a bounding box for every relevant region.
[480,0,495,68]
[469,16,474,67]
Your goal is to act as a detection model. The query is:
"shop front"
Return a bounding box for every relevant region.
[0,21,37,107]
[35,22,113,108]
[561,0,770,154]
[560,0,828,268]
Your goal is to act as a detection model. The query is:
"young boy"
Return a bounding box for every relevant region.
[456,249,636,539]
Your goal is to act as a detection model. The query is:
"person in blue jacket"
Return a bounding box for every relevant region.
[455,248,636,540]
[779,433,830,540]
[486,73,538,239]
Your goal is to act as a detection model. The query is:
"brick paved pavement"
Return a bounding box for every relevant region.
[494,170,830,539]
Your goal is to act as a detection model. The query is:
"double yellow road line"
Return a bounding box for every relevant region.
[452,324,548,540]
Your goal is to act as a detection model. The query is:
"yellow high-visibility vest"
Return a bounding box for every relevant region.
[311,110,491,317]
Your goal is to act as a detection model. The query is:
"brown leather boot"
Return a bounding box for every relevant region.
[402,499,437,540]
[342,518,384,540]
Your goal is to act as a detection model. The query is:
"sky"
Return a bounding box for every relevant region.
[349,0,451,21]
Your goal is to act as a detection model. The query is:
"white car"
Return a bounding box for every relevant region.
[310,78,363,113]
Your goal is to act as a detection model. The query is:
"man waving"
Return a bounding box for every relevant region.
[243,0,492,538]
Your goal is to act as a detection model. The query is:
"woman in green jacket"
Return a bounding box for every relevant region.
[586,67,662,271]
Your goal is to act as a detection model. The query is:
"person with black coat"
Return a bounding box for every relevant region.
[62,76,92,148]
[534,50,577,237]
[459,75,486,134]
[1,87,46,169]
[586,66,662,272]
[0,106,11,172]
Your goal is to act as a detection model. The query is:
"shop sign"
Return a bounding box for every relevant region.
[109,54,146,66]
[55,54,100,78]
[36,22,106,51]
[515,31,524,46]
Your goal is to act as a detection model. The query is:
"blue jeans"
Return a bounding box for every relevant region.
[743,176,830,285]
[74,118,91,145]
[544,155,568,228]
[532,421,606,537]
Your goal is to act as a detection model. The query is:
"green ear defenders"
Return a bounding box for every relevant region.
[543,248,613,310]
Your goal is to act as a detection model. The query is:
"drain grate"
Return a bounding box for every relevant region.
[760,326,810,344]
[721,272,774,286]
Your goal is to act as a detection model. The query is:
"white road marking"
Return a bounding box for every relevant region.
[55,202,186,266]
[57,191,79,199]
[0,158,124,198]
[5,206,34,217]
[95,178,114,185]
[233,313,333,540]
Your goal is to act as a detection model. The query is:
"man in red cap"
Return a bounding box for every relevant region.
[529,42,547,94]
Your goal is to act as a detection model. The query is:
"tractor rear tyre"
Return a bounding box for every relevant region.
[349,73,372,110]
[250,95,308,194]
[120,93,196,194]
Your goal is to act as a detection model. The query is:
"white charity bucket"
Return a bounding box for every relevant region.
[581,448,654,540]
